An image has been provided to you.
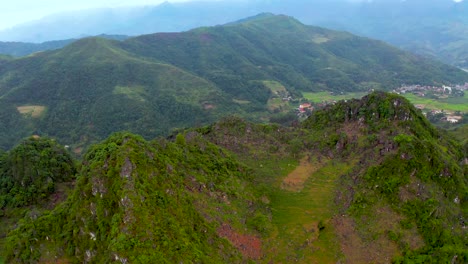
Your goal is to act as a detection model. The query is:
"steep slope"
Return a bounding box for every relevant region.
[199,92,467,262]
[0,137,76,209]
[2,92,467,263]
[0,37,237,151]
[0,137,76,259]
[124,14,468,93]
[302,92,467,262]
[3,132,268,263]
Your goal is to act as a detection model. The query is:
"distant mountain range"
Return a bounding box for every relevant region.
[0,14,466,152]
[0,0,467,68]
[0,35,128,57]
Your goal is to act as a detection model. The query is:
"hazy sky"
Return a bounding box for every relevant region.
[0,0,465,31]
[0,0,195,30]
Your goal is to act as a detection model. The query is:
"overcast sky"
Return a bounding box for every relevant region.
[0,0,465,31]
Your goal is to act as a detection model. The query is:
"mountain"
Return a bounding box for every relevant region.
[1,0,467,69]
[331,0,468,69]
[0,39,76,57]
[0,137,76,208]
[2,92,466,263]
[3,132,265,263]
[0,36,239,152]
[0,35,128,58]
[0,14,467,152]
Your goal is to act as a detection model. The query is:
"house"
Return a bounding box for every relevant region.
[299,103,314,113]
[446,116,462,123]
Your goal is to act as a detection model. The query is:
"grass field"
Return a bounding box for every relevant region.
[263,80,291,112]
[16,105,46,118]
[302,91,467,113]
[263,80,287,94]
[262,158,353,263]
[402,93,468,112]
[113,85,146,102]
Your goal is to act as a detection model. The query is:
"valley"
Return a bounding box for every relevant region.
[1,14,467,152]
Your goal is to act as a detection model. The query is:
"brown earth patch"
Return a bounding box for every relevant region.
[203,103,215,110]
[374,207,424,251]
[73,147,83,155]
[281,156,323,192]
[217,223,262,260]
[333,215,399,264]
[340,122,363,139]
[17,105,46,118]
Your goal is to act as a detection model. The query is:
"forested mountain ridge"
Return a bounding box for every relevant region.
[0,14,467,152]
[1,92,466,263]
[0,0,466,69]
[0,35,128,58]
[124,14,468,91]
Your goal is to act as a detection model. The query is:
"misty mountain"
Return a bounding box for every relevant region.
[0,14,466,152]
[1,0,466,69]
[0,35,128,57]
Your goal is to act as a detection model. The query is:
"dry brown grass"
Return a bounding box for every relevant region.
[17,105,46,118]
[281,156,324,192]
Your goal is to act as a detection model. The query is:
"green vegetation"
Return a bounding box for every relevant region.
[0,137,76,209]
[2,132,272,263]
[1,92,467,263]
[402,93,468,112]
[1,14,465,151]
[266,160,351,263]
[1,14,467,261]
[302,91,368,103]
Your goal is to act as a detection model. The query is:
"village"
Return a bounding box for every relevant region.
[392,83,467,124]
[392,83,468,98]
[287,83,467,125]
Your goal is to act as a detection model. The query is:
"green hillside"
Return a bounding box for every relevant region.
[0,38,238,152]
[124,14,468,93]
[2,132,266,263]
[2,92,465,263]
[0,14,467,152]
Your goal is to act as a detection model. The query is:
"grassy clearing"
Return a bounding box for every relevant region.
[113,85,146,102]
[267,98,290,111]
[302,91,367,103]
[402,93,468,112]
[281,156,325,192]
[311,35,330,44]
[262,80,287,94]
[232,99,251,104]
[262,80,292,111]
[16,105,46,118]
[263,159,353,263]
